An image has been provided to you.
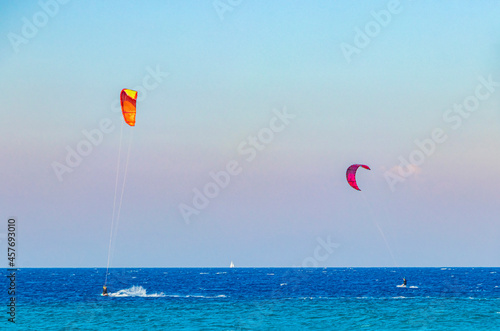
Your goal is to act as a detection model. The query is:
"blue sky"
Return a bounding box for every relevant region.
[1,0,499,267]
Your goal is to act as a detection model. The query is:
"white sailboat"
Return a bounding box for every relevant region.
[230,261,234,268]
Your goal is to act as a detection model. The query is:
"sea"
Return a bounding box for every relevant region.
[1,268,500,330]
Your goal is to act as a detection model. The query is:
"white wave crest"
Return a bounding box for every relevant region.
[166,294,227,298]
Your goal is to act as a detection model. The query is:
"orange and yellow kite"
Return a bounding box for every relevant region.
[120,89,138,126]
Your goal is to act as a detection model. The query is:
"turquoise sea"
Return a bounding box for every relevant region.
[1,268,500,330]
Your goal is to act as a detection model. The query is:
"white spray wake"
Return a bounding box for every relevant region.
[109,285,165,297]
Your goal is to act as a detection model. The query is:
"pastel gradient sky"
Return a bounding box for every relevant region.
[1,0,499,267]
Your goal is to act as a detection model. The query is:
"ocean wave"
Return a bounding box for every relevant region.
[351,296,424,300]
[167,294,227,299]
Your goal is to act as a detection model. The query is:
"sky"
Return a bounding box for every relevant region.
[1,0,499,268]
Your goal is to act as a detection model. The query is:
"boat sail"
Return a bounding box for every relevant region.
[230,261,234,268]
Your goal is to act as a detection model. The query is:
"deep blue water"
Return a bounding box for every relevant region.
[1,268,500,330]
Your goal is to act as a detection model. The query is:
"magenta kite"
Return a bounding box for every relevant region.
[346,164,371,191]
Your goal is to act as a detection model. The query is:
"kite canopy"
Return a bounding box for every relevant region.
[120,89,138,126]
[346,164,371,191]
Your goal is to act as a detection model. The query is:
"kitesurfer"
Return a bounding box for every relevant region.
[102,285,108,296]
[403,277,407,286]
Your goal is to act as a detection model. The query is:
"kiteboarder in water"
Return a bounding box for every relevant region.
[102,88,138,296]
[403,277,407,286]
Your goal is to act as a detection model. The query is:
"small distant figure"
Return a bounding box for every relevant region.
[102,285,108,296]
[403,277,407,286]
